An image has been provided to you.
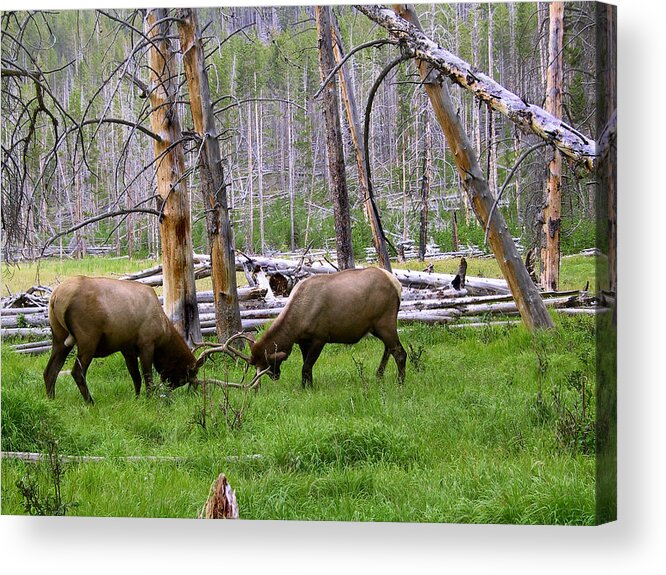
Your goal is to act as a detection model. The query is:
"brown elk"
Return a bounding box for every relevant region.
[43,276,257,404]
[249,267,407,387]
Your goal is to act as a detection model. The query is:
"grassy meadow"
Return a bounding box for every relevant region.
[1,255,601,524]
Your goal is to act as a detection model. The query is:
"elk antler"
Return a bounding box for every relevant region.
[194,366,272,391]
[195,332,254,369]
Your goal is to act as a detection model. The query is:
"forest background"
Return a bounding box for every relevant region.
[2,1,602,265]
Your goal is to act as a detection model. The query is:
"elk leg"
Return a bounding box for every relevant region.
[298,341,311,360]
[43,341,73,399]
[376,345,391,378]
[392,343,407,385]
[123,352,143,397]
[373,323,407,384]
[301,341,324,388]
[71,353,95,405]
[139,347,155,395]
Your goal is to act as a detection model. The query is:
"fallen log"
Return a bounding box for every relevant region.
[0,306,47,316]
[2,327,51,338]
[1,314,49,328]
[401,287,468,300]
[393,268,510,294]
[398,310,461,324]
[445,320,522,329]
[118,264,163,281]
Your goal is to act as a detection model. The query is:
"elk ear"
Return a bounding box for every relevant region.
[269,351,288,363]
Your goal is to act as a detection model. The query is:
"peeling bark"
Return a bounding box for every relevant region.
[144,9,201,344]
[540,2,564,292]
[177,8,242,342]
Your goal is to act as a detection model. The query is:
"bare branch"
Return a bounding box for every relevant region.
[41,208,161,255]
[313,38,397,99]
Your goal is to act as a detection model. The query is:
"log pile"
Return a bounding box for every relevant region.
[2,255,608,354]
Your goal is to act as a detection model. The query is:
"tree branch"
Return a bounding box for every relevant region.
[41,208,161,256]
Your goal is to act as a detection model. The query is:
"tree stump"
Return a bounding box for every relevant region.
[451,257,467,290]
[199,473,239,519]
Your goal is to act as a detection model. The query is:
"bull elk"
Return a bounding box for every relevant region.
[44,276,262,404]
[249,267,407,387]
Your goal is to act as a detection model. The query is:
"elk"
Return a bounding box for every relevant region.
[249,267,407,387]
[44,276,261,404]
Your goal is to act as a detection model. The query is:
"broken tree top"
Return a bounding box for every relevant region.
[355,4,598,170]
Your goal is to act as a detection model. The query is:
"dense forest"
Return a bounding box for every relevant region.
[2,3,607,264]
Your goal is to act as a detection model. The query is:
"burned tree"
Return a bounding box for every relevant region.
[329,13,391,271]
[540,2,565,292]
[360,4,554,330]
[177,8,242,342]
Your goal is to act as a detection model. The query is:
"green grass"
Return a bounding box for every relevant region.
[1,316,598,524]
[1,254,601,523]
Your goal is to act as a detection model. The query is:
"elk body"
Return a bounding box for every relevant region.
[44,276,199,404]
[250,267,407,387]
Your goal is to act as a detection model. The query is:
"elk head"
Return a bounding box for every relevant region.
[250,347,288,381]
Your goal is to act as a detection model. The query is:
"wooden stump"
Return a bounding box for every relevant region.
[451,257,467,290]
[199,473,239,519]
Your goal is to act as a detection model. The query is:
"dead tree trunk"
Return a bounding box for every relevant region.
[144,8,201,344]
[418,115,431,261]
[540,2,564,292]
[330,13,391,271]
[451,210,459,251]
[387,4,554,331]
[315,5,355,270]
[177,8,242,342]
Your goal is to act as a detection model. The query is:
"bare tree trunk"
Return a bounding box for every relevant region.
[402,135,409,241]
[144,8,201,344]
[389,4,554,331]
[254,80,265,255]
[247,101,254,251]
[540,2,564,292]
[315,5,354,269]
[418,115,431,261]
[177,8,242,342]
[331,13,392,271]
[486,3,498,199]
[599,5,616,295]
[287,80,296,252]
